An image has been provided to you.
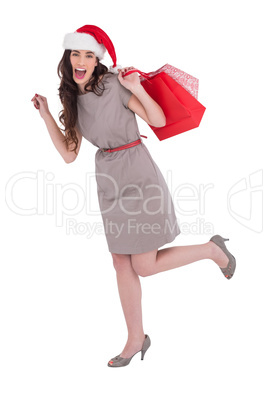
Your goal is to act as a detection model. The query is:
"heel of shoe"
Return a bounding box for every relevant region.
[141,349,147,360]
[141,334,151,360]
[210,235,229,245]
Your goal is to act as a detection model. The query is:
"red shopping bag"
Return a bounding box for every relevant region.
[122,64,206,141]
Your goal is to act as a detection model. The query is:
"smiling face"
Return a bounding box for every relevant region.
[70,49,98,92]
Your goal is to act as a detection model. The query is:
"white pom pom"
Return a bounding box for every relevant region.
[108,65,122,74]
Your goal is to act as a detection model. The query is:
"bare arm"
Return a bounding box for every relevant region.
[31,94,82,163]
[117,68,166,127]
[42,112,82,163]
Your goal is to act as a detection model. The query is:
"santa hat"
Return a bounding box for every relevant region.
[63,25,121,73]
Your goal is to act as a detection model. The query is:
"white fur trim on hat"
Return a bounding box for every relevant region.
[108,65,122,74]
[63,32,106,59]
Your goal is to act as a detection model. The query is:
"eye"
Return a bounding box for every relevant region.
[86,55,93,58]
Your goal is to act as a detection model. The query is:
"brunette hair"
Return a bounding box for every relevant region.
[57,49,109,154]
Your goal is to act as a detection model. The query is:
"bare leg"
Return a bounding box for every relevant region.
[111,253,145,358]
[110,241,229,358]
[131,241,229,277]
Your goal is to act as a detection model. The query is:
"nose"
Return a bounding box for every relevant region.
[80,54,87,65]
[75,54,86,67]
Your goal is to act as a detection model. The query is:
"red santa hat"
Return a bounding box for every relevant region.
[63,25,121,73]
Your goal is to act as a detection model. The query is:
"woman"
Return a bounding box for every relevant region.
[31,25,236,368]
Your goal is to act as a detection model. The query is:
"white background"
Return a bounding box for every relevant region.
[1,0,267,401]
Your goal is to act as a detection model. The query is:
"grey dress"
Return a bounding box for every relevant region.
[76,73,180,254]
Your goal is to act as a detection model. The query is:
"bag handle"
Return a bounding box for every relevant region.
[122,69,152,82]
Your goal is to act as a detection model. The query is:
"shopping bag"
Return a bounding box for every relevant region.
[122,64,206,141]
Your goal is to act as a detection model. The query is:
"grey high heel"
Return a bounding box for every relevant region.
[107,334,151,367]
[209,235,236,279]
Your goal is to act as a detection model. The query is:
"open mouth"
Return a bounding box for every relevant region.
[75,68,87,79]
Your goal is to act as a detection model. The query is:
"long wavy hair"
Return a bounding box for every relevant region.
[57,50,109,155]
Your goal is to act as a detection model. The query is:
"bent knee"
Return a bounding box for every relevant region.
[131,257,156,277]
[111,253,132,273]
[133,266,155,277]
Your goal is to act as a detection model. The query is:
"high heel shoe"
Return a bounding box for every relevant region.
[107,334,151,367]
[209,235,236,280]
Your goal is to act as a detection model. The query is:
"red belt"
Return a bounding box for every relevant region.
[100,138,143,153]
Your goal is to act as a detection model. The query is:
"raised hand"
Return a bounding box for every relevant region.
[31,94,50,119]
[118,67,141,92]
